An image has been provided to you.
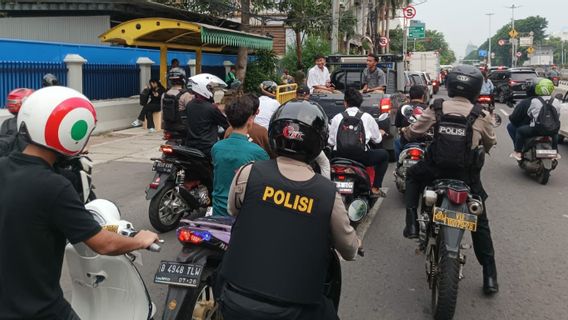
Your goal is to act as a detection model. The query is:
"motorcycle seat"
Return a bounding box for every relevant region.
[524,136,552,150]
[330,157,366,170]
[432,179,470,192]
[172,145,208,159]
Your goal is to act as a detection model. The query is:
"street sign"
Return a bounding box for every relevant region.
[408,21,425,39]
[519,36,533,47]
[478,49,488,57]
[516,51,522,58]
[498,39,506,46]
[509,29,518,38]
[403,5,417,19]
[527,47,535,54]
[509,38,518,46]
[379,37,389,47]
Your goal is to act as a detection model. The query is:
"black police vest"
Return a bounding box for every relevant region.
[220,159,337,305]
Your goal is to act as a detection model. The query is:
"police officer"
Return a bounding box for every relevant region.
[218,100,362,319]
[401,65,499,295]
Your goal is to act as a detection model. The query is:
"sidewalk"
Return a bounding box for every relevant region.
[87,127,162,165]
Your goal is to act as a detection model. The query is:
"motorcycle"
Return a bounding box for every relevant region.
[477,94,502,128]
[417,179,485,320]
[517,136,559,185]
[147,144,212,232]
[394,105,428,193]
[330,113,389,225]
[155,216,350,320]
[65,199,161,320]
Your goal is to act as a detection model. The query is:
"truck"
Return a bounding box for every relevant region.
[407,51,441,83]
[308,54,407,161]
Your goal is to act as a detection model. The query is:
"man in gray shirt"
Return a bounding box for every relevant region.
[362,53,387,93]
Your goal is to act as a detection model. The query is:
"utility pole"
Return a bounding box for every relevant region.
[485,13,494,68]
[331,0,340,54]
[506,4,520,68]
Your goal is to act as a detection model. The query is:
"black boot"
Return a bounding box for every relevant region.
[403,208,419,239]
[483,264,499,295]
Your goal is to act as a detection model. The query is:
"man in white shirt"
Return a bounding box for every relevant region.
[328,88,389,197]
[254,81,281,129]
[307,55,337,94]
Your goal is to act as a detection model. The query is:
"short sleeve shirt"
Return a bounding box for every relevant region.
[362,67,386,89]
[0,153,101,319]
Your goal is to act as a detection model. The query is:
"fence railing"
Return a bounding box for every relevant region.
[83,64,140,100]
[0,62,67,108]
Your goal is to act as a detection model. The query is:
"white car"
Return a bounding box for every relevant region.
[553,80,568,142]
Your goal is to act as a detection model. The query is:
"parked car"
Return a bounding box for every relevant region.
[489,67,539,104]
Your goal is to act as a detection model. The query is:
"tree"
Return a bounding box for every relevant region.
[280,36,331,74]
[412,30,455,64]
[278,0,332,70]
[465,16,548,66]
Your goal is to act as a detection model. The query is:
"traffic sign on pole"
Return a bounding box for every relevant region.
[408,21,425,39]
[509,29,518,38]
[515,51,522,58]
[403,5,417,19]
[498,39,506,46]
[379,37,389,47]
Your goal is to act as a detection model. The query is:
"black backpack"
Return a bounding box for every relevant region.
[0,134,17,157]
[534,97,560,135]
[336,111,367,157]
[162,90,186,123]
[139,87,151,107]
[430,99,483,169]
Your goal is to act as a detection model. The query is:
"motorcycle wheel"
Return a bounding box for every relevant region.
[538,169,550,185]
[498,91,506,104]
[431,235,460,320]
[149,182,188,233]
[180,278,222,320]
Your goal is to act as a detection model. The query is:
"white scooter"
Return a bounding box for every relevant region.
[65,199,161,320]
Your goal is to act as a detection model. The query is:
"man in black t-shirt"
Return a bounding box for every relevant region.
[0,86,160,320]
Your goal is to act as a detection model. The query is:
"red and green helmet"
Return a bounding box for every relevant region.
[17,86,97,156]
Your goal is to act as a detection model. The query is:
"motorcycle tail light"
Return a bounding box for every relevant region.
[177,227,211,245]
[160,145,174,155]
[380,98,391,113]
[447,189,468,205]
[478,96,491,103]
[537,136,551,142]
[337,175,346,181]
[408,148,423,160]
[163,132,172,141]
[149,176,160,189]
[508,80,518,86]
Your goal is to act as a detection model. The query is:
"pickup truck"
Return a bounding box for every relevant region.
[309,54,406,161]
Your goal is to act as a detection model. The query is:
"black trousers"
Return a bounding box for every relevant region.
[514,125,558,152]
[348,149,389,188]
[219,283,338,320]
[405,161,496,276]
[137,104,157,129]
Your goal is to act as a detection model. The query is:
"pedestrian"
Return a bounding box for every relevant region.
[361,53,386,93]
[218,100,362,320]
[167,58,186,88]
[224,93,275,158]
[225,66,241,89]
[254,81,281,129]
[211,96,270,216]
[307,55,337,94]
[132,79,166,132]
[0,86,160,320]
[281,69,294,84]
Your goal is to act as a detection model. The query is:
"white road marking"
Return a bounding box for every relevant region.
[563,214,568,219]
[500,109,510,117]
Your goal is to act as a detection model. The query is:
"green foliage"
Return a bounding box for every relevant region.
[280,37,331,74]
[155,0,275,17]
[412,30,456,64]
[465,16,548,65]
[279,0,332,35]
[244,49,280,93]
[339,9,357,43]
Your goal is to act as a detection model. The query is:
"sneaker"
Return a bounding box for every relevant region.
[509,152,522,161]
[131,119,143,127]
[148,128,156,133]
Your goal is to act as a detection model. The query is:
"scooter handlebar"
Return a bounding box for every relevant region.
[147,243,162,252]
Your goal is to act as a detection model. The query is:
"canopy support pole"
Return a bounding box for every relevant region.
[160,45,168,86]
[196,48,202,74]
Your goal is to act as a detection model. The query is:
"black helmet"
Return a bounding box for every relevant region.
[525,77,543,98]
[168,67,186,85]
[446,65,483,102]
[268,100,328,163]
[42,73,59,87]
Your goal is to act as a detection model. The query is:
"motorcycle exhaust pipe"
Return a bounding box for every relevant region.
[467,199,484,215]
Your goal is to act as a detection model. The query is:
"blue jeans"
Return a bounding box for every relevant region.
[507,123,517,147]
[394,138,402,160]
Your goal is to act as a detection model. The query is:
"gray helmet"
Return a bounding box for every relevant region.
[260,80,278,95]
[42,73,59,87]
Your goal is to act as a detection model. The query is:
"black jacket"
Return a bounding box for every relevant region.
[185,98,228,156]
[509,97,532,127]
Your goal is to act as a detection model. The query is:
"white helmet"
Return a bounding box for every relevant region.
[17,86,97,156]
[187,73,227,99]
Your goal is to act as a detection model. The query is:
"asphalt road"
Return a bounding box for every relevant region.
[61,93,568,319]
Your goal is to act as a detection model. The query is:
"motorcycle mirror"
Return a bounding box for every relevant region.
[378,113,389,122]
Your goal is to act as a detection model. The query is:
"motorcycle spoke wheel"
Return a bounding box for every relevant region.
[431,235,460,320]
[158,189,188,226]
[192,284,222,320]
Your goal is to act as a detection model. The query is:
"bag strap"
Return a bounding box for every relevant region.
[466,104,483,125]
[432,98,444,123]
[354,111,364,120]
[536,96,547,107]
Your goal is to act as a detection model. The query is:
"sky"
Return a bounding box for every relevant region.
[413,0,568,59]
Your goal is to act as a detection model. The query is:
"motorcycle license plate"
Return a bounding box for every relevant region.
[335,181,354,194]
[152,162,174,173]
[404,159,419,166]
[154,261,204,287]
[432,207,478,232]
[536,149,557,158]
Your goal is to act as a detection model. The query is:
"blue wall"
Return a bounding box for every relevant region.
[0,38,237,65]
